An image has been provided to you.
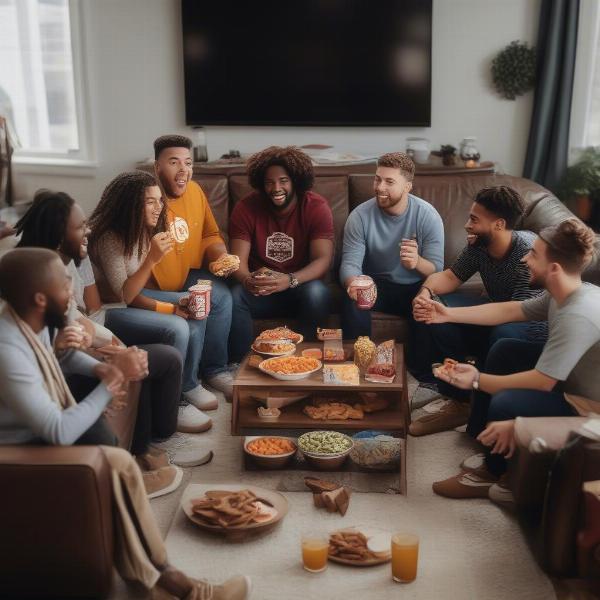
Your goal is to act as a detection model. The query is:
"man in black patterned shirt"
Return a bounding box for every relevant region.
[409,186,546,436]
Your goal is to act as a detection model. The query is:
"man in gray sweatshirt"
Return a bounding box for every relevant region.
[340,152,444,367]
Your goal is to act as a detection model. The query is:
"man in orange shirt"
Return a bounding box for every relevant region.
[142,135,238,404]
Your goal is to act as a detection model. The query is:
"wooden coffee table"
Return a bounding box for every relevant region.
[232,342,410,494]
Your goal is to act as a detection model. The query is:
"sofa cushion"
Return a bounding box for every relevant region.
[195,174,229,243]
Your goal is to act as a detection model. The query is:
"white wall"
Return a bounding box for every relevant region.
[13,0,541,214]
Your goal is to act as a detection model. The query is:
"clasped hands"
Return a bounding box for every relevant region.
[244,269,290,296]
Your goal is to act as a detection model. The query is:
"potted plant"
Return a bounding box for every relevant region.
[440,145,457,166]
[558,147,600,224]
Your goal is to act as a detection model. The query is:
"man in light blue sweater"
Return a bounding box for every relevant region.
[340,152,444,364]
[0,248,125,446]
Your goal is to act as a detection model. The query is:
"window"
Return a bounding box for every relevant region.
[570,0,600,152]
[0,0,93,164]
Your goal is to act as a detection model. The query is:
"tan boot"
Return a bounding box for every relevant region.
[152,573,251,600]
[136,448,170,471]
[143,465,183,499]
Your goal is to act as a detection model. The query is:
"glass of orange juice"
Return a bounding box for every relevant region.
[301,534,329,573]
[391,532,419,582]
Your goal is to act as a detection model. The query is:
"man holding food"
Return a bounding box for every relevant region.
[340,152,444,364]
[149,134,240,402]
[414,219,600,502]
[228,146,334,363]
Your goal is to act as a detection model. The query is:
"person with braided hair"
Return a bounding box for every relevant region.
[228,146,334,363]
[410,186,548,437]
[416,219,600,503]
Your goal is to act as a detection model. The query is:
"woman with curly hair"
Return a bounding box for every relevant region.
[88,171,216,437]
[228,146,334,362]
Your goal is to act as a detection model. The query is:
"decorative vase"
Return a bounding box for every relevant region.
[460,137,481,167]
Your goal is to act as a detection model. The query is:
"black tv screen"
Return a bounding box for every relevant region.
[181,0,432,126]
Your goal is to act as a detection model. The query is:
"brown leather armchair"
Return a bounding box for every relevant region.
[0,382,140,599]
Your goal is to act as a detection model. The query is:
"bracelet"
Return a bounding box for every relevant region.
[420,285,434,298]
[155,300,175,315]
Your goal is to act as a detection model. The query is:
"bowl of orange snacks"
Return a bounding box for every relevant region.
[259,356,322,380]
[244,436,298,469]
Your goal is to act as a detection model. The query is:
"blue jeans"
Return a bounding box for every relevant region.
[229,280,330,363]
[105,269,232,392]
[465,338,576,475]
[414,293,534,399]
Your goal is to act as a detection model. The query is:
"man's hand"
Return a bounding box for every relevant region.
[174,297,190,319]
[250,272,290,296]
[345,276,362,301]
[94,362,126,397]
[148,232,174,264]
[54,324,91,351]
[105,346,149,381]
[477,420,516,458]
[413,297,449,324]
[399,238,419,270]
[434,362,478,390]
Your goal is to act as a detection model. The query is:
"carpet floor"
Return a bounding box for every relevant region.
[110,379,556,600]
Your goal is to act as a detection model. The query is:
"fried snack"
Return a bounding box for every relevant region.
[246,437,296,455]
[303,402,364,420]
[322,486,351,516]
[190,489,269,528]
[302,348,323,360]
[329,530,375,561]
[436,357,458,377]
[261,355,319,374]
[211,253,240,276]
[354,392,390,413]
[353,336,376,371]
[304,477,341,493]
[248,354,263,369]
[257,326,302,343]
[253,340,295,354]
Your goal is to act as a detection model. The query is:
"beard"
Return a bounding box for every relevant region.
[472,232,492,248]
[528,273,546,290]
[376,193,403,210]
[269,190,295,211]
[45,297,68,330]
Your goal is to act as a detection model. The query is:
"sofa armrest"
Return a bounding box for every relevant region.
[0,445,115,598]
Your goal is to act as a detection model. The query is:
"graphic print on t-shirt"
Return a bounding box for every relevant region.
[265,232,294,263]
[169,217,189,243]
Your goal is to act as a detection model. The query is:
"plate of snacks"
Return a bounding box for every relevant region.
[181,484,288,541]
[256,326,303,345]
[251,338,296,357]
[328,528,391,566]
[244,435,297,468]
[259,355,321,380]
[298,430,353,470]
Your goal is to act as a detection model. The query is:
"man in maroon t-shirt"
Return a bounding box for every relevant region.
[228,146,334,362]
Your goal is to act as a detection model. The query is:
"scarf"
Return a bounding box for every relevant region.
[5,305,76,410]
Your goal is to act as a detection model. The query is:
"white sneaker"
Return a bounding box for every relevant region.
[177,404,212,433]
[206,371,234,399]
[151,433,214,468]
[183,384,218,411]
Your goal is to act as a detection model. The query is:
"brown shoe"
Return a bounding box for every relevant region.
[152,573,251,600]
[136,448,170,471]
[432,466,498,499]
[143,465,183,499]
[409,399,470,436]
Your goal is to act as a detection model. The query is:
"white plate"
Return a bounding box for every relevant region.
[259,358,322,380]
[256,332,304,345]
[250,343,296,357]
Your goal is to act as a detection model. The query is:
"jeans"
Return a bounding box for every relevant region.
[130,344,181,455]
[465,338,576,475]
[229,280,331,363]
[105,269,232,392]
[340,278,422,369]
[414,293,533,399]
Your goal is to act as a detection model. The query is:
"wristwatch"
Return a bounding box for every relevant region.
[288,273,300,288]
[472,370,481,390]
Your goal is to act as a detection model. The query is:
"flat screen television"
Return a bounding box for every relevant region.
[181,0,432,127]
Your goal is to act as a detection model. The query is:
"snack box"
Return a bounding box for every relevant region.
[323,363,360,386]
[323,339,345,361]
[317,328,342,341]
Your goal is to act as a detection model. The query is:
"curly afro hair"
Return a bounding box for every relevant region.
[247,146,314,198]
[474,186,525,230]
